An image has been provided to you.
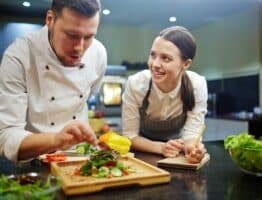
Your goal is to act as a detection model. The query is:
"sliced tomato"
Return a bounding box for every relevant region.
[74,167,81,176]
[105,161,116,167]
[122,169,129,176]
[49,157,66,162]
[44,153,66,162]
[46,152,65,158]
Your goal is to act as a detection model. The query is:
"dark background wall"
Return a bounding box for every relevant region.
[207,75,259,114]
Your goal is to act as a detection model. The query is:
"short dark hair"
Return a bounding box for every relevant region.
[159,26,196,61]
[51,0,101,18]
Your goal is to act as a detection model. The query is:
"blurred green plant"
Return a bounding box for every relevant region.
[0,174,60,200]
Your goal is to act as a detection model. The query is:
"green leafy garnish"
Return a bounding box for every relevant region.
[76,143,100,155]
[80,150,118,176]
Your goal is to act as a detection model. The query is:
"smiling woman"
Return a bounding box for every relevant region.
[122,26,207,164]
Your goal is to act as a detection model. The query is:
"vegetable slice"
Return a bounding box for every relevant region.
[111,167,123,177]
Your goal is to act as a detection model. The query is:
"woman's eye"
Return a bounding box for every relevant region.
[150,52,156,58]
[162,56,171,62]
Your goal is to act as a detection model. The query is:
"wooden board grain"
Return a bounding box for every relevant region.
[51,156,171,195]
[157,153,210,170]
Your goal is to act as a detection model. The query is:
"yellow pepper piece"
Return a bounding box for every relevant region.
[99,132,132,154]
[99,131,116,143]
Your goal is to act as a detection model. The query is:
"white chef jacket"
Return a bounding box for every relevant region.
[0,26,107,162]
[122,70,207,141]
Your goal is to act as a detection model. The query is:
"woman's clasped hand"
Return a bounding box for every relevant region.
[161,139,206,163]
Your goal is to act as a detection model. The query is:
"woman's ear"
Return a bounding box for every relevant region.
[182,59,192,70]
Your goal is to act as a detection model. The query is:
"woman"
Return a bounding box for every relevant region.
[122,26,207,163]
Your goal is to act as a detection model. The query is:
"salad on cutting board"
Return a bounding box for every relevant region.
[39,131,133,163]
[73,149,135,178]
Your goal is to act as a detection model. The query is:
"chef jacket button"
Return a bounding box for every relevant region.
[72,116,76,120]
[50,122,55,126]
[45,65,50,70]
[51,96,55,101]
[80,94,83,98]
[79,64,84,69]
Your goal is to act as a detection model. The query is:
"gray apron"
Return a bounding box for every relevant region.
[139,78,187,142]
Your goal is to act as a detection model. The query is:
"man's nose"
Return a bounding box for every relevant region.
[74,38,85,52]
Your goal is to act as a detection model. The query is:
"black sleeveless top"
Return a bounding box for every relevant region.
[139,75,190,142]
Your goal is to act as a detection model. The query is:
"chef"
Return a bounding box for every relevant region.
[0,0,107,162]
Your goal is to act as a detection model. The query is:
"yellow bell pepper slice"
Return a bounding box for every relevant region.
[99,132,132,154]
[99,131,117,143]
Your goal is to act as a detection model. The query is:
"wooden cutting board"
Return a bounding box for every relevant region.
[157,153,210,170]
[51,156,171,195]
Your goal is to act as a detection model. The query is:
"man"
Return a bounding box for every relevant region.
[0,0,107,162]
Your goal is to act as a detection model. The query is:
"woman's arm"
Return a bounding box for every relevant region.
[132,136,185,157]
[182,73,208,141]
[182,73,208,163]
[131,136,164,154]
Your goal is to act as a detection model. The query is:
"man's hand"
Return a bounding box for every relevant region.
[53,120,98,150]
[161,139,184,157]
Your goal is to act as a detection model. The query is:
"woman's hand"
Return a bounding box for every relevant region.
[184,142,206,163]
[161,139,184,157]
[54,120,98,150]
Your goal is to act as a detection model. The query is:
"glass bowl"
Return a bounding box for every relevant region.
[229,147,262,176]
[0,172,61,199]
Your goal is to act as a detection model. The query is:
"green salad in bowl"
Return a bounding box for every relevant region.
[224,132,262,176]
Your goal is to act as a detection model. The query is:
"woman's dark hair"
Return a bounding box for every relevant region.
[51,0,100,18]
[159,26,196,60]
[159,26,196,111]
[181,73,195,111]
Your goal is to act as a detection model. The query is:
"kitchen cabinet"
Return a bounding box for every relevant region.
[204,118,248,141]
